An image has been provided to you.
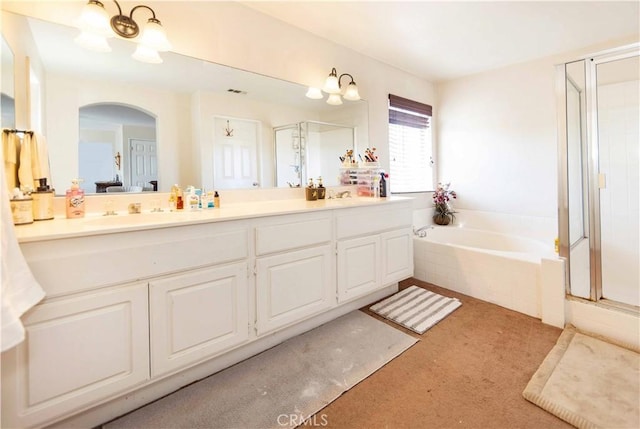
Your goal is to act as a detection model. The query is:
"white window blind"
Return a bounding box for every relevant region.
[388,94,433,193]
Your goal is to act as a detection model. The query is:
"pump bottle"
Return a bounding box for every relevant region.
[66,179,85,218]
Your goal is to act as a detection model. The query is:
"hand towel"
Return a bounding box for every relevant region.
[2,130,18,192]
[31,132,51,186]
[17,131,34,190]
[1,145,45,352]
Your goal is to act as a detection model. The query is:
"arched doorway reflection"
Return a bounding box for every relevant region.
[79,103,157,193]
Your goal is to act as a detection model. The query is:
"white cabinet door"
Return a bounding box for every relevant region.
[149,263,249,377]
[256,245,334,335]
[337,235,381,303]
[1,284,149,429]
[381,228,414,285]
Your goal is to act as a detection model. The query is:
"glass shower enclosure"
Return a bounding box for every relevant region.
[273,121,356,188]
[558,44,639,310]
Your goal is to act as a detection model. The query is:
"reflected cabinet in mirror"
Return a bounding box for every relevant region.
[1,11,369,194]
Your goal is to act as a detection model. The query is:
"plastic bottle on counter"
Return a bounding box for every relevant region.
[32,178,55,220]
[65,179,85,219]
[379,172,388,198]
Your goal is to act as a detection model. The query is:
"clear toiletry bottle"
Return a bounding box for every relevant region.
[169,184,179,211]
[66,178,85,218]
[187,186,200,211]
[214,191,220,208]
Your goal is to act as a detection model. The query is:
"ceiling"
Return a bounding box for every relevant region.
[242,1,640,82]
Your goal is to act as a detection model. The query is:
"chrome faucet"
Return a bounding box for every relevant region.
[413,225,434,237]
[335,190,352,199]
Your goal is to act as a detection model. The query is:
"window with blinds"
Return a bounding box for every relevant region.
[388,94,433,193]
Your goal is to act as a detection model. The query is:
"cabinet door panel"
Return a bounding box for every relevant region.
[337,236,381,303]
[256,245,334,335]
[150,263,248,377]
[1,284,149,429]
[381,228,414,285]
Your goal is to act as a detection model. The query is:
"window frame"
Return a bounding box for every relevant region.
[388,94,435,194]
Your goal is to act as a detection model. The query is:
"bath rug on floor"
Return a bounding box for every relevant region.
[369,285,462,334]
[103,311,417,429]
[523,325,640,429]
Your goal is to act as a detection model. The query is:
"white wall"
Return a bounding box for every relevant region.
[435,36,639,241]
[437,58,557,219]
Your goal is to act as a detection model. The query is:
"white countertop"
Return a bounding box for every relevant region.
[15,196,412,243]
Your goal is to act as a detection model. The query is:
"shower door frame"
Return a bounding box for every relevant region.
[557,42,640,309]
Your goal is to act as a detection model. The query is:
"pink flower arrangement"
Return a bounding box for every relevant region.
[432,183,457,224]
[433,182,457,207]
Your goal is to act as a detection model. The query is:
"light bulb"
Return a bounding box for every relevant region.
[326,93,343,105]
[76,0,112,37]
[138,18,171,52]
[132,44,163,64]
[342,81,360,101]
[322,68,340,94]
[305,87,323,99]
[74,31,111,52]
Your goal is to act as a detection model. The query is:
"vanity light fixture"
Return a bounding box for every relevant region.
[306,67,361,105]
[75,0,171,64]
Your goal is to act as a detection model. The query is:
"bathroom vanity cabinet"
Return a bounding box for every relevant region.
[336,205,414,303]
[2,197,413,428]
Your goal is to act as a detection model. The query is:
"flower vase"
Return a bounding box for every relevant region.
[433,203,451,225]
[433,213,450,225]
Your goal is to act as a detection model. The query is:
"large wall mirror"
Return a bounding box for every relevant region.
[2,11,369,194]
[1,35,15,128]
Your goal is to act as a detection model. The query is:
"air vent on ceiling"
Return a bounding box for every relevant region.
[227,89,247,95]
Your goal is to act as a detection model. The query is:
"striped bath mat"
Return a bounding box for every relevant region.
[370,285,462,334]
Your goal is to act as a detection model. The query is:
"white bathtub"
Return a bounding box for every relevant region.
[413,226,557,318]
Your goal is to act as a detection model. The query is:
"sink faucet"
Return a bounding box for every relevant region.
[413,225,434,237]
[335,190,352,199]
[128,202,141,214]
[103,199,117,216]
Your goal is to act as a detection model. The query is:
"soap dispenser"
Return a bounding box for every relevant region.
[305,178,318,201]
[66,178,85,218]
[317,176,326,199]
[32,178,55,220]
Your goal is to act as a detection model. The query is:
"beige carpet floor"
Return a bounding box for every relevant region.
[103,311,417,429]
[524,325,640,429]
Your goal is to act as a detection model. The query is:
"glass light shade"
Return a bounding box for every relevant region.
[132,44,163,64]
[74,31,111,52]
[322,74,340,94]
[76,1,112,37]
[305,87,323,99]
[326,93,343,106]
[138,19,171,52]
[342,82,361,101]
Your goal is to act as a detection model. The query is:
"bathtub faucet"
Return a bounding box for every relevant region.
[413,225,434,238]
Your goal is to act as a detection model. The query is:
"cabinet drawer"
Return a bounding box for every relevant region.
[20,222,248,297]
[255,214,332,255]
[336,202,411,239]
